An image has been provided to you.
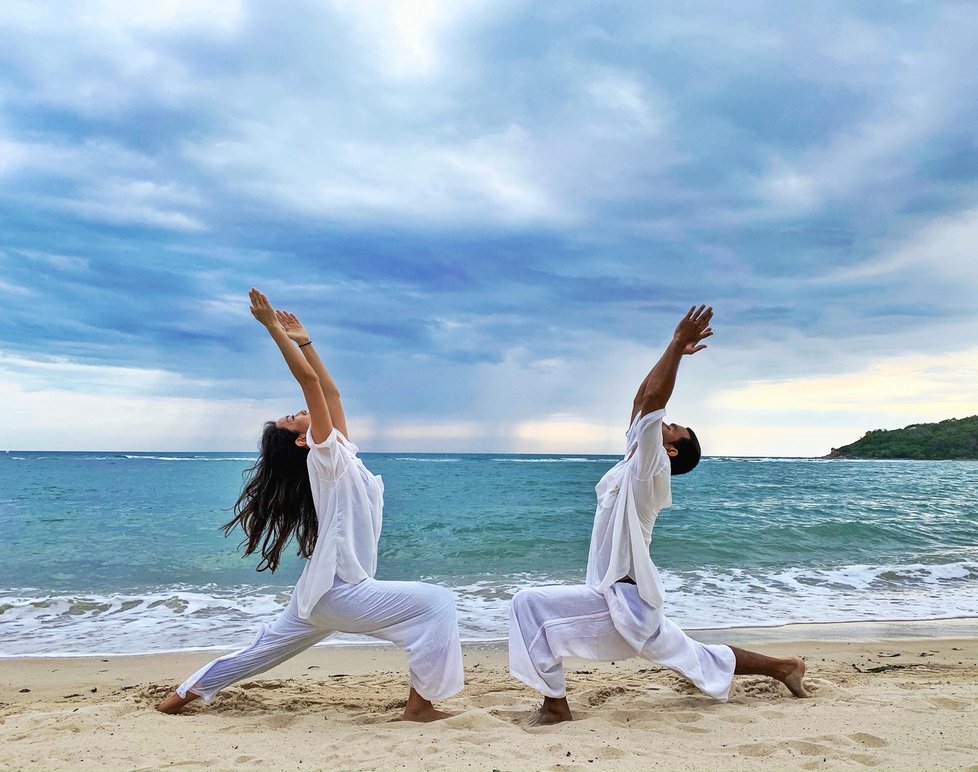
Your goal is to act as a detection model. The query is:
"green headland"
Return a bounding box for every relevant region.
[826,415,978,460]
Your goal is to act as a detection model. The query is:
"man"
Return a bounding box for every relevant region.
[509,305,808,726]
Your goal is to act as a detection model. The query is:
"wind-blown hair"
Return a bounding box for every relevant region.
[669,427,701,476]
[223,421,316,572]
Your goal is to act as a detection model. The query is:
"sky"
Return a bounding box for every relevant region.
[1,0,977,456]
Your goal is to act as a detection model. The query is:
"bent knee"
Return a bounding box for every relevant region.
[511,587,548,614]
[429,583,456,607]
[419,583,458,619]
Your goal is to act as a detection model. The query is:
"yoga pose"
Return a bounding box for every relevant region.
[157,289,462,721]
[509,305,808,725]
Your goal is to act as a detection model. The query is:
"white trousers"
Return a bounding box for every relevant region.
[509,584,736,700]
[177,578,464,703]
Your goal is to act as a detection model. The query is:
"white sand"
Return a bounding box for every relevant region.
[2,622,977,771]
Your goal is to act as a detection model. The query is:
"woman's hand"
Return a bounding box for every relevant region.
[275,310,311,345]
[249,288,279,328]
[247,288,333,443]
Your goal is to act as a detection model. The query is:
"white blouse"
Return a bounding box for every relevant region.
[585,409,673,646]
[292,427,385,619]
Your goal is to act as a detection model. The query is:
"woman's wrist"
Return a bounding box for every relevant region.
[297,339,312,348]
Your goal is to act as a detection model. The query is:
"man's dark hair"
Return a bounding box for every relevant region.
[669,427,701,475]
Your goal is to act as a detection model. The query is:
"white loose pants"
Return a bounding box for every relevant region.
[509,584,735,700]
[177,578,463,703]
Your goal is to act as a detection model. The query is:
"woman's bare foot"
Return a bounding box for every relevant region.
[156,690,200,714]
[400,687,454,722]
[780,657,810,698]
[401,704,454,722]
[521,696,573,727]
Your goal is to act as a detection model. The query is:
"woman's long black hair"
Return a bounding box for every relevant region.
[223,421,317,572]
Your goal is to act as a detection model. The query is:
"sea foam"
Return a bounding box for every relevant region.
[3,561,976,656]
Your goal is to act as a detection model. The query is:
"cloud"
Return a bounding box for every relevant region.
[1,2,978,453]
[47,184,207,231]
[0,359,267,451]
[333,0,498,80]
[814,207,978,290]
[192,123,565,227]
[704,348,978,455]
[712,348,978,415]
[512,417,622,454]
[0,278,32,297]
[0,351,219,396]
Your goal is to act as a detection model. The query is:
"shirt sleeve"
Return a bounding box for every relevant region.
[305,426,350,482]
[628,408,669,481]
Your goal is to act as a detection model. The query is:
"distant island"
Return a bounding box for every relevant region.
[826,416,978,460]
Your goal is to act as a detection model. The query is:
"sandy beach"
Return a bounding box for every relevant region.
[2,621,977,771]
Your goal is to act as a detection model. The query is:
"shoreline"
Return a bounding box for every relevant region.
[5,616,977,660]
[3,621,977,770]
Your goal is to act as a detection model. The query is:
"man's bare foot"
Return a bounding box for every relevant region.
[520,696,573,727]
[731,646,810,698]
[156,690,200,714]
[400,687,454,722]
[780,657,810,698]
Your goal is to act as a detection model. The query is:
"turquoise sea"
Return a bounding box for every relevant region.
[1,451,976,655]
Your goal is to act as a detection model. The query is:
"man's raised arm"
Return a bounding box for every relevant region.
[630,305,713,423]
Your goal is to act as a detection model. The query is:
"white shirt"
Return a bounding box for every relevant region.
[585,409,672,646]
[292,427,385,619]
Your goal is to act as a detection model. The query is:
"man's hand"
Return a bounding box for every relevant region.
[275,309,311,345]
[673,304,713,356]
[683,328,713,355]
[632,304,714,419]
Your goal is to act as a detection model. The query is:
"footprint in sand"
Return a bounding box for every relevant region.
[351,713,397,725]
[586,686,628,706]
[927,696,973,711]
[211,691,268,714]
[443,711,511,733]
[662,675,700,695]
[278,697,318,712]
[238,680,288,691]
[737,742,777,757]
[740,734,885,768]
[848,732,889,748]
[718,713,752,724]
[264,713,297,729]
[788,739,831,757]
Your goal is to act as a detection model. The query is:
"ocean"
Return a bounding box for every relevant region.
[1,451,976,656]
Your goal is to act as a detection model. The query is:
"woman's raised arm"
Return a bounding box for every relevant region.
[249,288,333,444]
[275,309,349,440]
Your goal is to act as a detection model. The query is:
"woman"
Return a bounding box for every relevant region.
[157,289,463,721]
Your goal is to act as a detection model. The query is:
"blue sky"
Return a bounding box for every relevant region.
[1,0,977,455]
